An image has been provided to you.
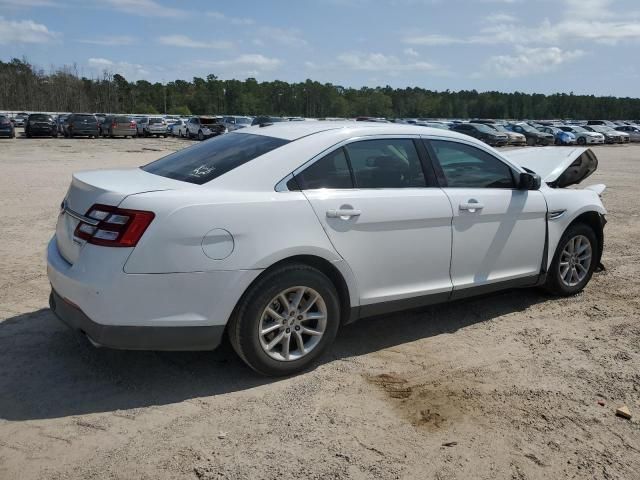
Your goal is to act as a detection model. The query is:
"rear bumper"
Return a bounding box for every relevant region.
[50,289,225,350]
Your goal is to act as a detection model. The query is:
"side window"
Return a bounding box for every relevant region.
[344,139,426,188]
[293,148,353,190]
[430,140,516,189]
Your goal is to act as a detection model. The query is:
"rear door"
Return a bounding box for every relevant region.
[293,136,453,309]
[425,138,546,294]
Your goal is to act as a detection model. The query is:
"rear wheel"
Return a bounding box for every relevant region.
[526,137,535,146]
[577,136,586,145]
[228,264,341,376]
[544,223,597,296]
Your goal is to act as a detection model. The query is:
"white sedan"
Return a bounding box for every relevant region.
[48,122,606,375]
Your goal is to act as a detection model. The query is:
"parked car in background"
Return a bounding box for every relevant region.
[56,115,69,136]
[13,112,29,127]
[222,116,253,131]
[147,117,169,137]
[25,113,58,138]
[557,125,604,145]
[583,125,625,144]
[251,116,287,126]
[169,118,188,137]
[486,123,526,146]
[506,123,554,146]
[0,114,15,138]
[451,122,509,146]
[538,126,576,145]
[185,116,227,140]
[64,114,99,138]
[47,122,606,376]
[587,120,618,128]
[100,115,137,138]
[134,116,149,136]
[416,121,450,130]
[615,125,640,142]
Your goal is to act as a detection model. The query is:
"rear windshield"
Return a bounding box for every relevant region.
[30,114,52,121]
[141,132,289,185]
[73,115,96,120]
[115,116,130,122]
[149,118,163,124]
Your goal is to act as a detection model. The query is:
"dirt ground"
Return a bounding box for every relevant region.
[0,132,639,480]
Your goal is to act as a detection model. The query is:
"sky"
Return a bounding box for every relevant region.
[1,0,640,97]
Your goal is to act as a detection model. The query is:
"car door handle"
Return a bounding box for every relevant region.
[459,201,484,212]
[326,209,361,218]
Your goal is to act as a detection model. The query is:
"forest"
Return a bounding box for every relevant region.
[1,57,639,120]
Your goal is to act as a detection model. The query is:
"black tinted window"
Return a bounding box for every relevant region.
[294,148,353,190]
[142,133,289,185]
[345,139,426,188]
[30,114,52,121]
[430,140,515,189]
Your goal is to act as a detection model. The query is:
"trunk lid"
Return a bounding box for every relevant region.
[502,146,598,188]
[56,168,187,264]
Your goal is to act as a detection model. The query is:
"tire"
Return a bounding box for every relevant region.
[544,223,598,296]
[228,264,341,376]
[163,134,168,138]
[198,130,204,141]
[577,137,586,145]
[52,132,58,138]
[526,137,535,146]
[179,129,184,138]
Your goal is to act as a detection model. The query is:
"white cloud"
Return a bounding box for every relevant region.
[404,47,419,57]
[193,54,283,77]
[485,46,585,78]
[88,57,150,80]
[483,12,518,23]
[405,17,640,46]
[337,52,437,72]
[103,0,186,18]
[0,16,58,43]
[206,11,254,25]
[257,27,308,46]
[157,34,233,49]
[0,0,59,6]
[80,36,136,46]
[565,0,614,19]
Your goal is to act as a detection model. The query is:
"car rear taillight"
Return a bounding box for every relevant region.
[74,204,154,247]
[112,121,117,128]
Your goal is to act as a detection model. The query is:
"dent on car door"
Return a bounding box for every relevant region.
[292,137,454,309]
[425,139,547,293]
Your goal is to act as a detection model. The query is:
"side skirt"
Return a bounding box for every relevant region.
[352,274,540,321]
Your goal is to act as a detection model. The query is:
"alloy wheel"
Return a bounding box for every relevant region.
[258,286,327,362]
[559,235,592,287]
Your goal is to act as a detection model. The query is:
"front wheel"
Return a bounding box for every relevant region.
[577,137,586,145]
[197,130,204,141]
[228,264,341,376]
[544,223,598,296]
[526,137,535,146]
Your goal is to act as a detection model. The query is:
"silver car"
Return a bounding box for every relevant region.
[615,125,640,142]
[147,117,168,137]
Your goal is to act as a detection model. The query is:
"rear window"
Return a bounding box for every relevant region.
[73,115,96,120]
[149,118,163,124]
[115,116,130,123]
[30,114,52,121]
[141,132,289,185]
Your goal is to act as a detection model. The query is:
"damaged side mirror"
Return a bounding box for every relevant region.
[519,172,541,190]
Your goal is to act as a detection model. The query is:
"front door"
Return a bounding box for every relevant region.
[426,138,547,292]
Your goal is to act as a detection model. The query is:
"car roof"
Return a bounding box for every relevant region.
[237,120,476,142]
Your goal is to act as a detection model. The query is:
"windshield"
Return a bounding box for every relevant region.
[142,132,289,185]
[516,124,537,133]
[473,124,496,134]
[200,118,219,125]
[491,124,509,133]
[237,117,252,125]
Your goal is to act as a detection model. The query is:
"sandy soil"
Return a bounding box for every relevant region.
[0,133,639,480]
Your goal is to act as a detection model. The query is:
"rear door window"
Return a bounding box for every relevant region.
[292,148,353,190]
[344,139,427,188]
[142,132,289,185]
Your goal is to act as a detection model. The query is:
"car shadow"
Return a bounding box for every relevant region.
[0,288,547,421]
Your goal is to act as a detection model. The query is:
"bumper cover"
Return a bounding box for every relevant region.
[49,289,225,351]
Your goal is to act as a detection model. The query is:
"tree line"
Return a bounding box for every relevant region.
[1,57,640,120]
